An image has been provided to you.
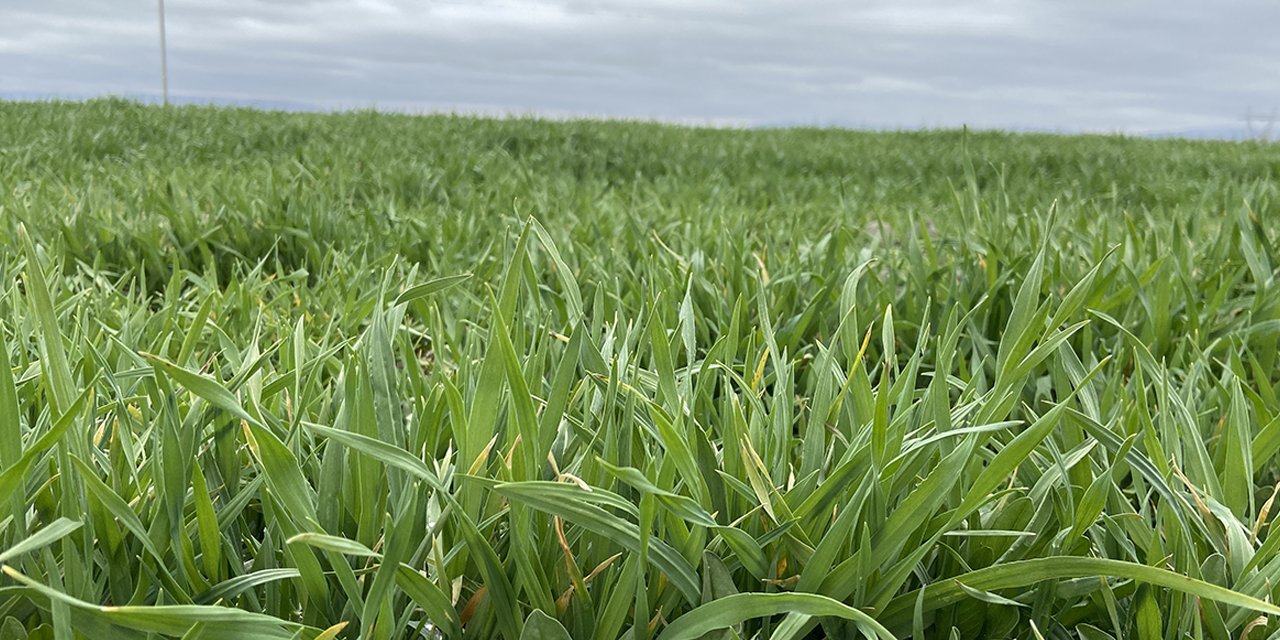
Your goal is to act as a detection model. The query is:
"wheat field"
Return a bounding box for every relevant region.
[1,99,1279,639]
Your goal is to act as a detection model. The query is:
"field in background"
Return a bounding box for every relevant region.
[1,99,1279,639]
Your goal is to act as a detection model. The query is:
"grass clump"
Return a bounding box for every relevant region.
[0,98,1279,638]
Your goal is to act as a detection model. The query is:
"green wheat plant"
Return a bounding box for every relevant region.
[0,98,1278,639]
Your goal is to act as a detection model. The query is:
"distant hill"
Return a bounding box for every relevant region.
[0,91,324,113]
[1143,125,1274,142]
[3,92,1274,142]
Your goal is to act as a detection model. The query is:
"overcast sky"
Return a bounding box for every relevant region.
[2,0,1278,133]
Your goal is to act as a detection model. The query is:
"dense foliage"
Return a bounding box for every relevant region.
[2,98,1280,639]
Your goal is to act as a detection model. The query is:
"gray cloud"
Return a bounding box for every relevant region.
[2,0,1277,132]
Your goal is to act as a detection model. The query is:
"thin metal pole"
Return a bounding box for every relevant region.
[158,0,169,105]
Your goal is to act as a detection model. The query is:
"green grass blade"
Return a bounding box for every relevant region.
[654,592,894,640]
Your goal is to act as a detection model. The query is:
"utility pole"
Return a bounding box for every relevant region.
[158,0,169,105]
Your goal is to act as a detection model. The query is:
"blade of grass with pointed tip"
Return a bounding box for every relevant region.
[0,519,81,565]
[300,422,446,492]
[190,465,222,580]
[285,532,378,557]
[18,225,77,417]
[393,273,472,306]
[193,569,301,605]
[3,566,304,639]
[395,564,463,639]
[654,592,894,640]
[881,557,1280,632]
[142,352,257,426]
[529,217,584,324]
[1221,379,1253,518]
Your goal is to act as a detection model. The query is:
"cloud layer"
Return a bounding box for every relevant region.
[3,0,1278,132]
